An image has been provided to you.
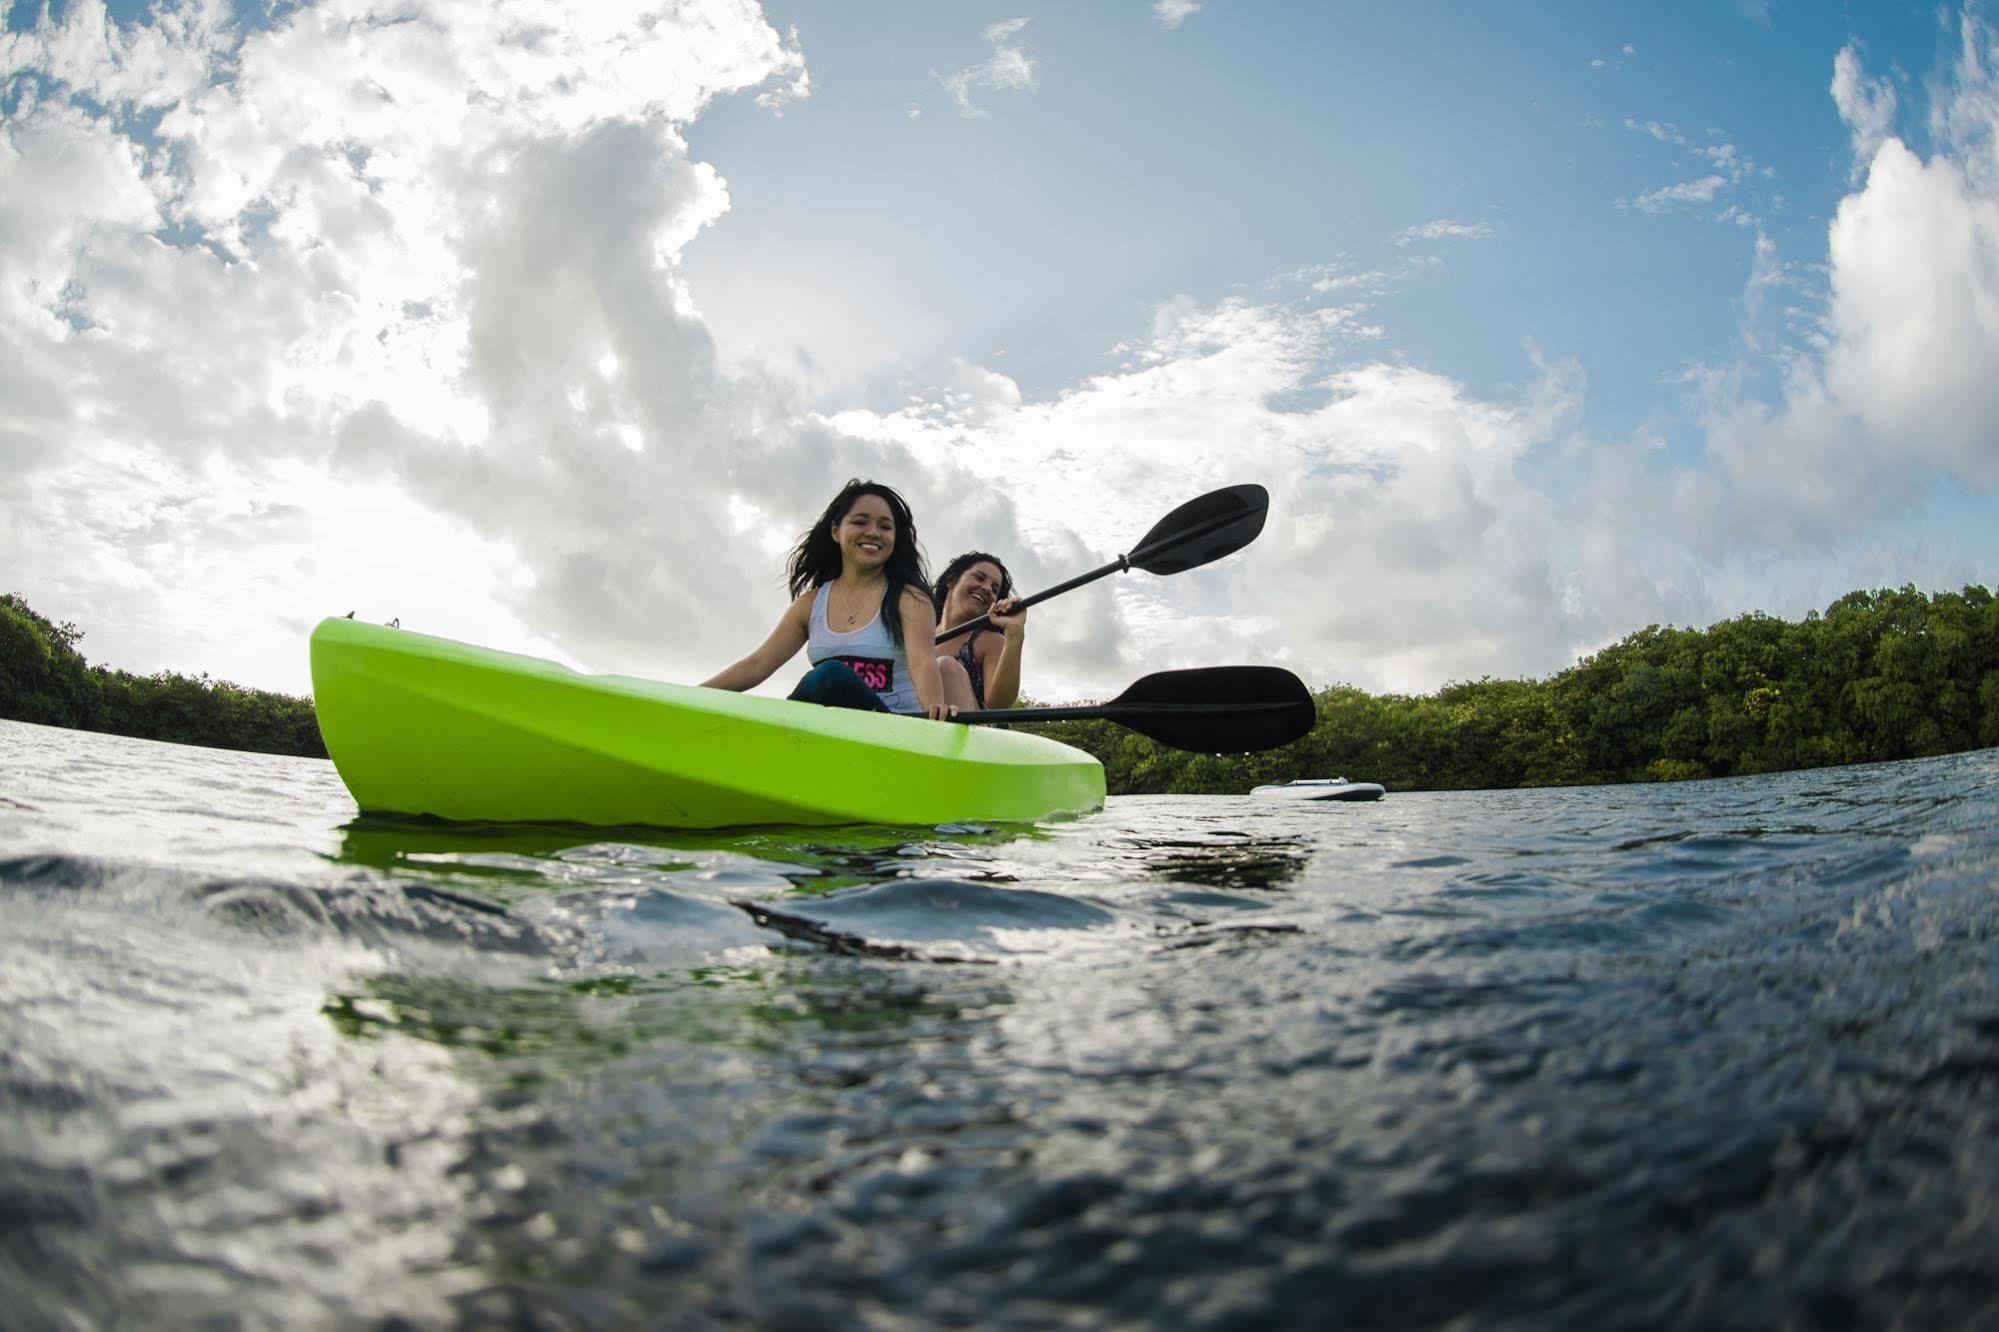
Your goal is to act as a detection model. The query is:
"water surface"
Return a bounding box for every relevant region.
[4,718,1998,1327]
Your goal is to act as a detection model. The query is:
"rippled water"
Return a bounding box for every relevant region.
[4,718,1999,1328]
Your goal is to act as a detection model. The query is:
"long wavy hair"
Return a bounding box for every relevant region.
[932,551,1014,631]
[787,479,929,647]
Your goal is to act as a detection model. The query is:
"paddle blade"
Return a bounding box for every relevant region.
[1125,484,1269,576]
[1106,665,1315,753]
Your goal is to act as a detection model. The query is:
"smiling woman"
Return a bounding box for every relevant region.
[701,479,954,719]
[932,551,1026,710]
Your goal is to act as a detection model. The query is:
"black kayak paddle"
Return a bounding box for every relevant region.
[954,665,1314,754]
[935,484,1269,644]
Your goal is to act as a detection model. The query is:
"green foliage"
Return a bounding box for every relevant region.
[0,593,325,758]
[8,584,1997,787]
[1020,583,1999,795]
[0,595,96,726]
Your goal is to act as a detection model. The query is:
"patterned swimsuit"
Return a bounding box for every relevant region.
[954,628,987,708]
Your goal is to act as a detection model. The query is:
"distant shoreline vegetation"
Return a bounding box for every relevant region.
[5,587,1997,792]
[1023,584,1999,795]
[1,594,325,759]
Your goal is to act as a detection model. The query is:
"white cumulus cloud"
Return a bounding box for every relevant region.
[1831,44,1898,171]
[1666,15,1999,564]
[938,17,1038,119]
[1630,174,1728,212]
[1394,218,1496,246]
[830,295,1606,695]
[0,0,898,692]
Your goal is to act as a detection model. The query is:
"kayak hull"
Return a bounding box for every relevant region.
[1251,779,1386,802]
[309,618,1106,829]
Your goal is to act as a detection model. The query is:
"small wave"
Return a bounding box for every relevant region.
[0,853,118,892]
[1155,887,1285,916]
[516,887,780,974]
[195,876,550,956]
[743,879,1119,962]
[1391,854,1473,869]
[0,852,553,958]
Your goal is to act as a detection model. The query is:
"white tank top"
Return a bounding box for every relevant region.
[807,583,921,714]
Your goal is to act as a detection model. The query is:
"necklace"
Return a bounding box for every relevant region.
[833,580,880,627]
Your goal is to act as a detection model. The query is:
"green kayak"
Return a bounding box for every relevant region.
[309,617,1106,829]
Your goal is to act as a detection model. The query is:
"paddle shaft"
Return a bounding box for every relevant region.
[954,699,1304,725]
[934,556,1123,645]
[933,504,1255,645]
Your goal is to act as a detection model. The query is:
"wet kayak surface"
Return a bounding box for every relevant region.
[5,717,1999,1328]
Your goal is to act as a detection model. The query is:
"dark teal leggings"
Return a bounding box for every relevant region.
[788,660,893,712]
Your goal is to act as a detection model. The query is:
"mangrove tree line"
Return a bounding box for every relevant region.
[5,586,1997,790]
[1024,584,1999,793]
[0,594,325,758]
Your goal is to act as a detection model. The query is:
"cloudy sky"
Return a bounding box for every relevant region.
[4,0,1997,703]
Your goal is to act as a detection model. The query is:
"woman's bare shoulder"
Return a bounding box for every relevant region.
[780,586,817,622]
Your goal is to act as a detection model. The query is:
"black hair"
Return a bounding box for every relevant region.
[932,551,1014,628]
[786,479,929,648]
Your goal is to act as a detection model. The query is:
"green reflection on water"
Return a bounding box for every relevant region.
[315,816,1044,1081]
[330,814,1051,901]
[322,959,992,1076]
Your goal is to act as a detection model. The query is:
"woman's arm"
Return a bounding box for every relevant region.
[979,598,1027,709]
[701,592,812,691]
[899,588,954,720]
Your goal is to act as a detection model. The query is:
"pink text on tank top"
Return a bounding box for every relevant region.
[835,655,894,692]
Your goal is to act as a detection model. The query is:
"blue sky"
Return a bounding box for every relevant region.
[684,5,1900,414]
[2,0,1995,700]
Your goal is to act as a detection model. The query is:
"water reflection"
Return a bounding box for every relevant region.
[1148,838,1312,890]
[322,955,981,1066]
[312,949,1030,1326]
[331,813,1056,899]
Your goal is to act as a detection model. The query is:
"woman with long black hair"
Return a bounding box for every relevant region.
[932,551,1027,711]
[702,479,954,719]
